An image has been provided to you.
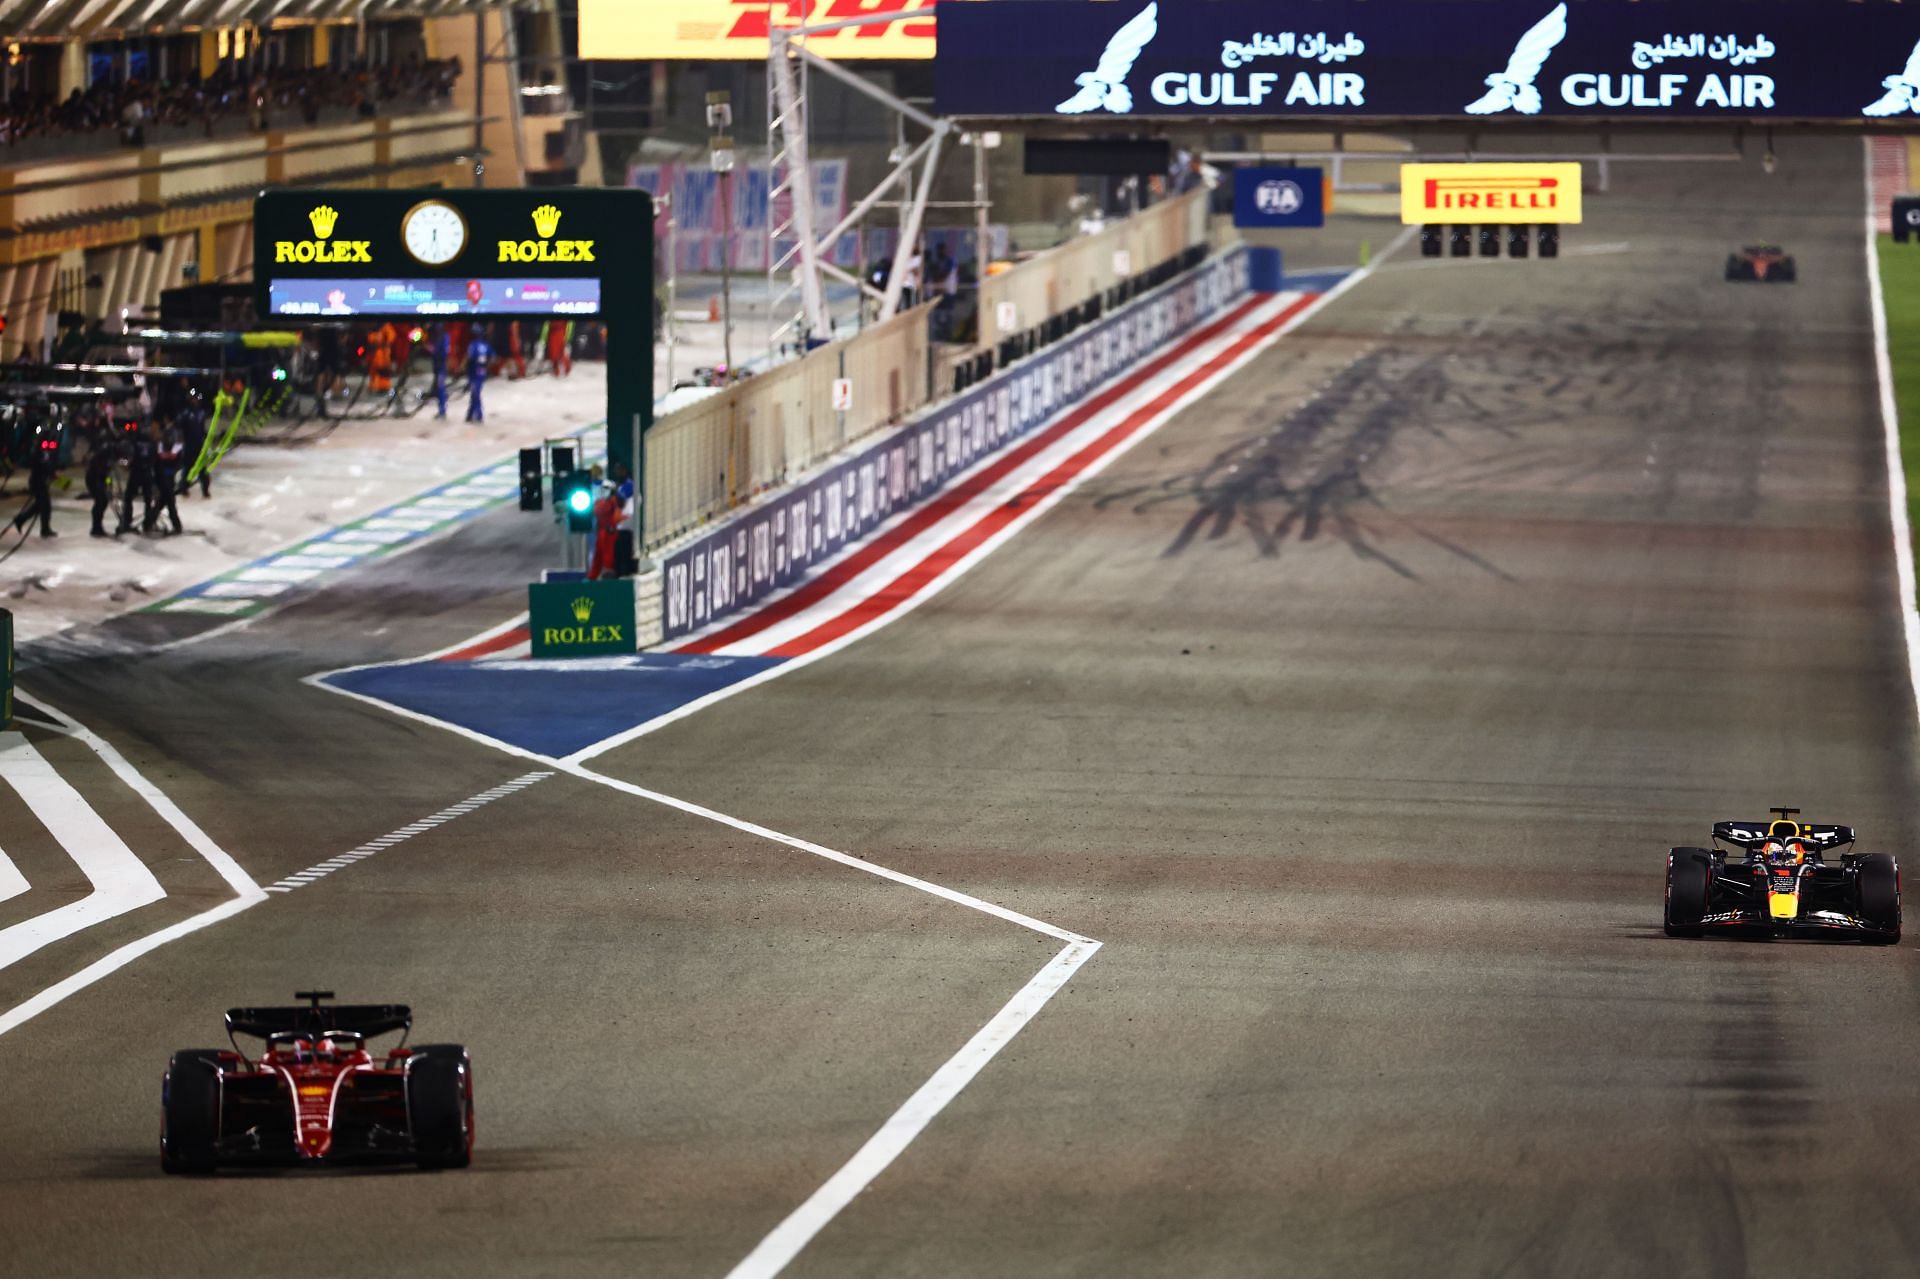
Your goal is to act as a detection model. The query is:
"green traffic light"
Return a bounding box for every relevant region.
[567,488,592,513]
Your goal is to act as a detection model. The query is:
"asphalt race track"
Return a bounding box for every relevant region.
[6,137,1918,1277]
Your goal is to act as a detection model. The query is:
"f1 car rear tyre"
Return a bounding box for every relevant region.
[161,1051,223,1174]
[409,1045,474,1170]
[1665,850,1709,937]
[1859,853,1901,944]
[1777,258,1798,283]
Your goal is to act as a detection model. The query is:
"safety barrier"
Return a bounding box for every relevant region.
[644,300,937,548]
[643,191,1221,552]
[975,188,1211,350]
[657,245,1249,643]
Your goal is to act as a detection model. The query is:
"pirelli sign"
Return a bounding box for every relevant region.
[1399,162,1584,225]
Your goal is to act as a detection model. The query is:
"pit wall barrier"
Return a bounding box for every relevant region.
[656,244,1250,644]
[642,191,1218,553]
[975,188,1211,351]
[644,300,939,549]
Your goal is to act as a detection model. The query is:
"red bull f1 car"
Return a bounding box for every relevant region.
[160,991,473,1173]
[1664,809,1900,943]
[1724,245,1797,282]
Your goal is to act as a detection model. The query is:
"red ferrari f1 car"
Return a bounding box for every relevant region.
[161,991,473,1173]
[1664,808,1900,943]
[1724,244,1797,282]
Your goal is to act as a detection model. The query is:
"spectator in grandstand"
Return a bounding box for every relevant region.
[0,55,462,150]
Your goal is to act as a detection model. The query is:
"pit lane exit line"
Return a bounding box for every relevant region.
[263,770,554,893]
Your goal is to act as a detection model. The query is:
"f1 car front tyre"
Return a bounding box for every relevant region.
[160,1051,223,1174]
[409,1045,474,1170]
[1859,853,1901,944]
[1665,850,1709,937]
[1776,258,1798,283]
[1725,256,1747,281]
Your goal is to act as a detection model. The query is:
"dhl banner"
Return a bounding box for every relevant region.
[1398,163,1583,225]
[580,0,936,61]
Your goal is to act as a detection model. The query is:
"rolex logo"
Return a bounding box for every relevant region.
[499,203,594,264]
[570,596,594,622]
[276,204,367,263]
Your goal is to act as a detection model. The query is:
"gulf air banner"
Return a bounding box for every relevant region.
[1399,163,1582,225]
[935,0,1920,120]
[580,0,936,61]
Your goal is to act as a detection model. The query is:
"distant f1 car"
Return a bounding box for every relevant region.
[1725,245,1797,282]
[161,991,473,1173]
[1665,808,1899,942]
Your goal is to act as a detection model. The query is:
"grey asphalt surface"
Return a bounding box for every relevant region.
[3,134,1916,1277]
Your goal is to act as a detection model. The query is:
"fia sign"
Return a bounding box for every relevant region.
[1233,167,1325,228]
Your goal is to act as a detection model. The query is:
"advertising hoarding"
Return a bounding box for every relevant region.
[935,1,1920,121]
[1398,163,1583,225]
[581,0,936,60]
[1233,167,1325,228]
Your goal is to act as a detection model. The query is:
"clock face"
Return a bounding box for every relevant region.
[402,200,467,266]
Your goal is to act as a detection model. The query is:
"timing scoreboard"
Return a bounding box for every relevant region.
[266,277,602,318]
[252,187,655,481]
[253,188,648,320]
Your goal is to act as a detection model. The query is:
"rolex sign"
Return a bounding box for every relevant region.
[528,580,637,658]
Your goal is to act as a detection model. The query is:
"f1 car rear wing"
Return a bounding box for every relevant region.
[1712,820,1855,852]
[225,991,411,1041]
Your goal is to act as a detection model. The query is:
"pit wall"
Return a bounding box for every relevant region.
[652,245,1249,645]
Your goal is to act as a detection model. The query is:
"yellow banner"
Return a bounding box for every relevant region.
[1399,163,1583,225]
[579,0,936,61]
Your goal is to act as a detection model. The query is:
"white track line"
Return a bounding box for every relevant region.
[1864,135,1920,726]
[565,762,1091,945]
[725,938,1102,1279]
[0,895,261,1038]
[0,846,27,903]
[0,697,266,1039]
[37,704,262,902]
[263,772,553,893]
[0,732,167,971]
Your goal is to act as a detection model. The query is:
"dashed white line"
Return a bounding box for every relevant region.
[263,771,553,893]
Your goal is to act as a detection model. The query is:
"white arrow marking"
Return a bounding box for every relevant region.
[0,732,165,971]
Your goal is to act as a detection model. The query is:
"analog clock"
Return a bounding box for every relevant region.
[401,199,468,266]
